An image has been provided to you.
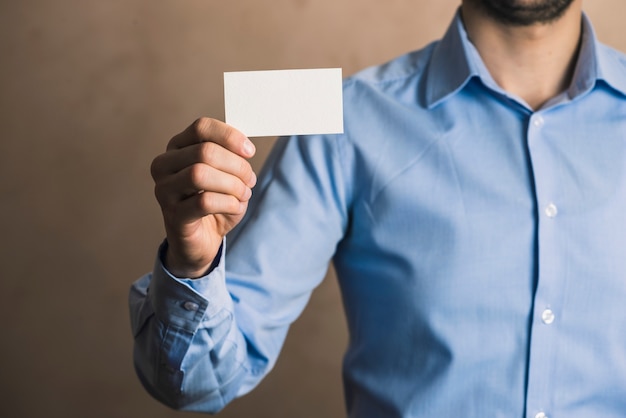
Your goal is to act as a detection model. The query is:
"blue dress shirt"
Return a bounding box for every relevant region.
[130,11,626,417]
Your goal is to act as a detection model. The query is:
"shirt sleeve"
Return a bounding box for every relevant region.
[129,132,354,413]
[129,240,249,412]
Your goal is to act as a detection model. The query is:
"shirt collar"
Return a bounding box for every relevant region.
[575,14,626,98]
[425,10,626,109]
[425,10,477,108]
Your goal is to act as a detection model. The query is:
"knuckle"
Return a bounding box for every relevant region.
[165,134,179,151]
[238,159,256,186]
[192,117,214,139]
[234,200,247,215]
[198,193,240,215]
[235,180,249,200]
[238,158,248,176]
[225,196,243,214]
[153,183,168,206]
[150,154,164,180]
[199,141,219,165]
[188,163,206,188]
[153,183,161,201]
[241,160,253,178]
[197,192,213,215]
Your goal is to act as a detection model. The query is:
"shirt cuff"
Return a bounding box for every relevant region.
[149,239,231,333]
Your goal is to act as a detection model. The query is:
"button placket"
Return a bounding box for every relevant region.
[525,111,562,416]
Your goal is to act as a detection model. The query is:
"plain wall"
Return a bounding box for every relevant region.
[1,1,624,417]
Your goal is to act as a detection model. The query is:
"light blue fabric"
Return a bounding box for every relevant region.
[130,11,626,417]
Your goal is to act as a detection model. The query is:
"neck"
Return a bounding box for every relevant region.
[461,1,583,110]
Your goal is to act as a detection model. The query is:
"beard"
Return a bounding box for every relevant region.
[470,0,576,26]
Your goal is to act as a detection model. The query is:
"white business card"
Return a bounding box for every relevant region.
[224,68,344,137]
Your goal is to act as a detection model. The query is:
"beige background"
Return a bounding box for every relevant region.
[0,1,623,417]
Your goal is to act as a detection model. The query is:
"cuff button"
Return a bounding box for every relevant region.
[183,301,200,312]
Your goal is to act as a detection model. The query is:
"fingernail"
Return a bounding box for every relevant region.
[243,139,255,157]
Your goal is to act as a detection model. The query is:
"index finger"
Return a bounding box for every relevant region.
[167,117,256,158]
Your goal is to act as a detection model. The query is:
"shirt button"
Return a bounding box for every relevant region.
[533,116,544,127]
[541,309,555,325]
[535,412,548,418]
[544,203,558,218]
[183,301,200,312]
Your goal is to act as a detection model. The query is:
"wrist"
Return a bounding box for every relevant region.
[160,241,221,279]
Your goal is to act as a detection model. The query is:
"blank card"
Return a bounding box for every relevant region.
[224,68,344,137]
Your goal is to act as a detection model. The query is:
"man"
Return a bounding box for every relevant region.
[130,0,626,416]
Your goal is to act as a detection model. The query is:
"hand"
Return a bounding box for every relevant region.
[150,118,257,278]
